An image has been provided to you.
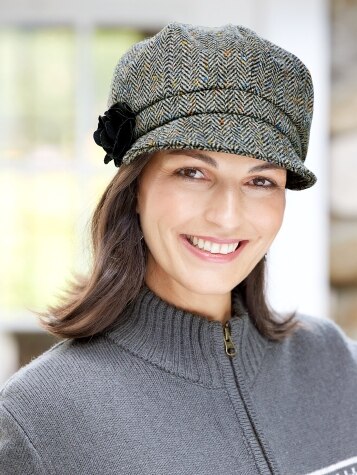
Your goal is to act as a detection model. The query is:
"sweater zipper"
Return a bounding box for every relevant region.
[223,321,236,357]
[221,320,275,474]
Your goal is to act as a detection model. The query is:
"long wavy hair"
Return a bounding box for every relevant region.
[37,151,303,341]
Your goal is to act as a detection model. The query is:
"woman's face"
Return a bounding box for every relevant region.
[136,149,287,296]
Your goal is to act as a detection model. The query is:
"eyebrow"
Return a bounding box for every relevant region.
[166,149,284,173]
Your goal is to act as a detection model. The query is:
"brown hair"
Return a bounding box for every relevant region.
[38,151,303,342]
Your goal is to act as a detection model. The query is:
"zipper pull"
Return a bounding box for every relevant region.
[223,321,236,357]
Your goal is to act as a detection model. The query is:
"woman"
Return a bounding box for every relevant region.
[1,22,357,475]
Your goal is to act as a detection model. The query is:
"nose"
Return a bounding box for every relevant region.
[203,185,247,230]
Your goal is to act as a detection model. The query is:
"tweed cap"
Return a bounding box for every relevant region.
[96,22,317,190]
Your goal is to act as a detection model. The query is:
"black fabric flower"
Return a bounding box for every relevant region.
[93,101,136,167]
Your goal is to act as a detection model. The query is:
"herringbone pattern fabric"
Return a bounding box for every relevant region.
[108,22,317,190]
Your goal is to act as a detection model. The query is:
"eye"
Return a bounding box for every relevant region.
[248,176,277,188]
[175,167,205,181]
[174,169,279,189]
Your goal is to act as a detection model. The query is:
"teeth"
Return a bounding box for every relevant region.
[187,235,239,254]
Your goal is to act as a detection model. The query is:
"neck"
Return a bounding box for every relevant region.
[105,282,270,388]
[144,273,232,324]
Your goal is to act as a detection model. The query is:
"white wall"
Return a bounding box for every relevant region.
[254,0,330,318]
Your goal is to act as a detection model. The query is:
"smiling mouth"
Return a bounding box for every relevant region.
[185,235,242,255]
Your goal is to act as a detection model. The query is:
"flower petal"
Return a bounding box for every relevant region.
[93,101,136,167]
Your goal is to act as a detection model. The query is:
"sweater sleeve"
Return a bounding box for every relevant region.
[324,317,357,362]
[0,402,47,475]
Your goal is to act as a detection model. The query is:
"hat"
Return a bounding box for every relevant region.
[93,22,317,190]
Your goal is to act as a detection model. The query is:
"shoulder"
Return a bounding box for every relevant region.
[294,313,356,352]
[0,333,124,415]
[1,338,69,399]
[272,312,357,373]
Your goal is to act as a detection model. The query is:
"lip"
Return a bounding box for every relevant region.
[180,235,248,264]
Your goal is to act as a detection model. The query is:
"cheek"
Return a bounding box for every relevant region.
[140,185,198,228]
[250,195,285,235]
[268,200,285,233]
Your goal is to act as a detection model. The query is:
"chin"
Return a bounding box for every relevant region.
[176,277,240,296]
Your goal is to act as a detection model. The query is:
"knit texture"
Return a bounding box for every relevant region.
[1,284,357,475]
[105,22,317,190]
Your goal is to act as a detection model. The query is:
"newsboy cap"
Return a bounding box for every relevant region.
[94,22,317,190]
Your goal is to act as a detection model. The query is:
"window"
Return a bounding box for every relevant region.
[0,26,147,331]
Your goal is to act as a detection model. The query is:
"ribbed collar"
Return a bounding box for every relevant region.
[105,283,270,389]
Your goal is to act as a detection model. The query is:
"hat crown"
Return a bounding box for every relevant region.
[108,22,313,159]
[99,21,317,190]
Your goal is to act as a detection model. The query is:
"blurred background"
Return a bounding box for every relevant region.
[0,0,356,384]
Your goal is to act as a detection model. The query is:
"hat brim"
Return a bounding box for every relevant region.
[122,113,317,190]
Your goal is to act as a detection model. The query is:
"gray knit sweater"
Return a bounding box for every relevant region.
[1,284,357,475]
